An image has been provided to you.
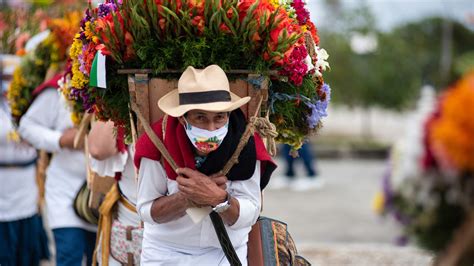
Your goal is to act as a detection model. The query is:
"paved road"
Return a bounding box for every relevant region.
[41,158,433,265]
[262,158,434,265]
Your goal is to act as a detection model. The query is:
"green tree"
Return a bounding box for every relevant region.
[321,16,474,110]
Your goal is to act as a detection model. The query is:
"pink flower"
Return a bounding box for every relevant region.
[291,0,310,26]
[278,45,308,86]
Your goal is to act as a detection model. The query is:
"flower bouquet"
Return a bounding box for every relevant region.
[61,0,330,151]
[7,11,81,123]
[376,72,474,257]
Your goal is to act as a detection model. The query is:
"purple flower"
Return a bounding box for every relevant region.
[80,9,93,30]
[321,83,331,101]
[98,3,117,18]
[78,45,89,75]
[382,166,393,207]
[395,235,409,246]
[306,83,331,128]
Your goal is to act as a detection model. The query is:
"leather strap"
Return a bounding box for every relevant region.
[209,211,242,266]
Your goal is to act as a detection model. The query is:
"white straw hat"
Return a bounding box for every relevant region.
[158,65,251,117]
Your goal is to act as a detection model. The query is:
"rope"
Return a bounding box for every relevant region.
[220,96,278,175]
[250,116,278,157]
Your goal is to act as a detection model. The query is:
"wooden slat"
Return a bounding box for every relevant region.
[118,69,278,75]
[134,74,150,136]
[148,78,178,124]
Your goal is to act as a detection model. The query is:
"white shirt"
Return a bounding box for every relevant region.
[90,146,140,266]
[0,98,39,221]
[18,89,96,231]
[137,158,261,265]
[89,146,140,226]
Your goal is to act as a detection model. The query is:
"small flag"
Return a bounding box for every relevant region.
[89,51,107,88]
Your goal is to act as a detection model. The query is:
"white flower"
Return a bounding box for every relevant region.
[314,46,330,77]
[304,54,315,73]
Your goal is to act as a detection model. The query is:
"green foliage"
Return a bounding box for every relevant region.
[322,16,474,110]
[270,76,319,148]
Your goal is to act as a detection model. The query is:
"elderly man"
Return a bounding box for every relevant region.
[134,65,275,265]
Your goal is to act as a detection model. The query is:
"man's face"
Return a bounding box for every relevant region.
[180,110,229,131]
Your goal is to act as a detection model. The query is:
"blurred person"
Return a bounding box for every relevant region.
[271,142,323,191]
[88,120,142,266]
[18,73,96,266]
[134,65,276,265]
[0,82,49,266]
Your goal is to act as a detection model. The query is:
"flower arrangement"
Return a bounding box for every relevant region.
[0,8,42,55]
[7,11,81,122]
[62,0,330,150]
[376,72,474,252]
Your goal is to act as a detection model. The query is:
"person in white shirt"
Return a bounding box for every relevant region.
[18,81,96,266]
[0,87,49,266]
[134,65,275,265]
[87,120,142,265]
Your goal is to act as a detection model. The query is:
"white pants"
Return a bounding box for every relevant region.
[141,243,248,266]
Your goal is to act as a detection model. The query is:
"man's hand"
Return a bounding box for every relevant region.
[209,173,228,190]
[176,168,227,207]
[59,128,81,149]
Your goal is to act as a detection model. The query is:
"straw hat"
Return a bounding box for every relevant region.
[158,65,251,117]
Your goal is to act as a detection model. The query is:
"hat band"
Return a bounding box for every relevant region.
[179,90,231,105]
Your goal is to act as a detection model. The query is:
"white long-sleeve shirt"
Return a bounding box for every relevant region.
[0,98,38,221]
[137,158,261,265]
[18,88,95,231]
[89,146,140,226]
[90,146,141,266]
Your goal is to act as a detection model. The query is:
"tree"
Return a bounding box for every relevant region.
[321,16,474,110]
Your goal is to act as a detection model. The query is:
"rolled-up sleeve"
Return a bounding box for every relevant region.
[229,161,261,230]
[89,151,128,177]
[137,158,168,224]
[18,89,62,153]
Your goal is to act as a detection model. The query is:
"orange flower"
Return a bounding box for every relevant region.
[430,72,474,172]
[305,21,320,45]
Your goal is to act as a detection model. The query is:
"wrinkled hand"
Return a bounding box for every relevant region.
[176,168,227,207]
[209,172,228,190]
[59,128,81,149]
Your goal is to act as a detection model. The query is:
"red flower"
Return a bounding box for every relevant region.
[191,15,205,34]
[159,18,166,30]
[219,23,231,34]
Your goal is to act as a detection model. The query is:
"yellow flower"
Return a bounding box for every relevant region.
[301,25,308,32]
[71,112,82,125]
[372,191,385,214]
[269,0,280,8]
[84,21,96,41]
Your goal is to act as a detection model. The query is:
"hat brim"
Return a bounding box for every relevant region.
[158,89,251,117]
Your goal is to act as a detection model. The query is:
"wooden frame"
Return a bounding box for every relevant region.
[121,69,272,136]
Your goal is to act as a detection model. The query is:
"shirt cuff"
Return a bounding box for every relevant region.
[45,130,63,152]
[89,152,128,177]
[138,201,157,225]
[229,197,259,230]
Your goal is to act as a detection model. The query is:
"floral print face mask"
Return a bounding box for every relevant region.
[183,118,229,154]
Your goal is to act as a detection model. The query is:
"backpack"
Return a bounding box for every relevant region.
[248,217,311,266]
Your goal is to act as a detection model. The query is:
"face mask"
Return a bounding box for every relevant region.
[183,118,229,154]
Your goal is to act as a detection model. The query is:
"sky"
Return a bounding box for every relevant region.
[307,0,474,31]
